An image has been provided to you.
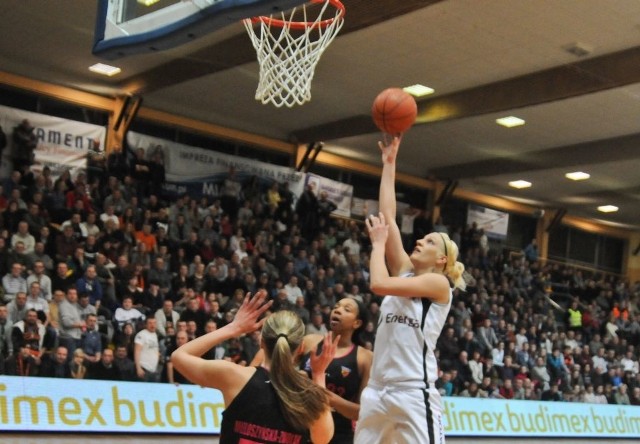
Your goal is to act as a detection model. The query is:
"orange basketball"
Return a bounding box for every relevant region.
[371,88,418,134]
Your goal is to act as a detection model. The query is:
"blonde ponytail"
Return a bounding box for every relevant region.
[262,311,329,431]
[439,232,466,291]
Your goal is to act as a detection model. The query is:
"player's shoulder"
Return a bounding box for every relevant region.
[357,345,373,362]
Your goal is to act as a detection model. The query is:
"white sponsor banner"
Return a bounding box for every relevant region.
[0,375,224,434]
[305,173,353,218]
[443,397,640,438]
[467,204,509,238]
[127,132,306,200]
[3,376,638,438]
[0,104,105,179]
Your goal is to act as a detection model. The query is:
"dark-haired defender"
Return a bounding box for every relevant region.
[301,297,373,444]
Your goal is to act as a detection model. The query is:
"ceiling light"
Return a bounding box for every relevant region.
[89,63,121,76]
[509,180,532,189]
[496,116,525,128]
[403,84,434,97]
[138,0,161,6]
[565,171,590,181]
[597,205,618,213]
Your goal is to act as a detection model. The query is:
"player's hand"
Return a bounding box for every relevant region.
[366,212,389,246]
[378,135,401,164]
[310,332,340,378]
[231,290,272,334]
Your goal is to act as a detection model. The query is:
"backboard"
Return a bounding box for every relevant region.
[93,0,308,59]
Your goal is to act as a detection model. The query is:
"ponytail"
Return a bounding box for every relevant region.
[439,232,466,291]
[262,311,329,431]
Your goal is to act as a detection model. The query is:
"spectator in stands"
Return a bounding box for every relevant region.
[39,345,71,378]
[166,330,191,385]
[3,262,26,302]
[58,288,84,353]
[179,297,207,337]
[134,317,161,382]
[88,347,121,381]
[11,120,37,172]
[26,260,52,301]
[477,318,498,356]
[306,311,327,336]
[147,257,172,299]
[531,356,552,391]
[11,221,35,255]
[523,239,539,262]
[81,313,103,365]
[0,304,13,360]
[70,348,88,379]
[540,383,563,401]
[114,296,145,331]
[155,299,179,338]
[25,281,49,325]
[76,265,103,312]
[630,387,640,406]
[114,343,136,380]
[6,291,27,325]
[614,384,631,405]
[459,381,487,398]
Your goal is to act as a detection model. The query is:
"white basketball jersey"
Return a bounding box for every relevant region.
[370,273,452,388]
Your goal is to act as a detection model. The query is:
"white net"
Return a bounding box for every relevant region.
[243,0,344,108]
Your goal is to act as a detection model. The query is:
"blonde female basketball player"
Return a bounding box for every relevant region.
[356,136,466,444]
[172,290,336,444]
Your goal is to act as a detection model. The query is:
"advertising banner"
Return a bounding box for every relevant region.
[467,204,510,238]
[0,104,105,180]
[305,173,353,218]
[0,376,224,434]
[127,132,306,202]
[2,375,639,438]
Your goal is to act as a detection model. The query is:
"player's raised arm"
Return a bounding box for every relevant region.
[377,136,412,276]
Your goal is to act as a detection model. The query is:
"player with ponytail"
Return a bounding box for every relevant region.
[355,136,465,444]
[172,290,335,444]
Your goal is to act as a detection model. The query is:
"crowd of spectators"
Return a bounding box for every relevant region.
[0,145,638,407]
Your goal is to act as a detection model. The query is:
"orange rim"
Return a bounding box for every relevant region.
[250,0,345,30]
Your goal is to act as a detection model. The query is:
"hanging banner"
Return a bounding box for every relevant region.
[127,132,306,201]
[0,104,105,180]
[467,204,509,238]
[305,173,353,218]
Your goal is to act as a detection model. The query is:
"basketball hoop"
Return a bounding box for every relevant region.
[244,0,345,108]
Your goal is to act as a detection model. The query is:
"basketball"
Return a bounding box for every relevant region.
[371,88,418,134]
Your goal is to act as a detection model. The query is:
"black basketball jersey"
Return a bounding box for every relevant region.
[220,366,309,444]
[302,343,361,443]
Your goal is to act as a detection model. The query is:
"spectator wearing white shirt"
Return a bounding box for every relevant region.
[134,317,160,382]
[515,326,529,351]
[114,296,145,330]
[620,350,639,375]
[283,275,303,305]
[26,261,52,301]
[81,212,101,238]
[341,231,361,260]
[11,221,36,255]
[2,262,27,302]
[154,299,180,338]
[100,205,120,229]
[592,347,608,377]
[25,281,49,325]
[6,292,28,324]
[468,350,484,384]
